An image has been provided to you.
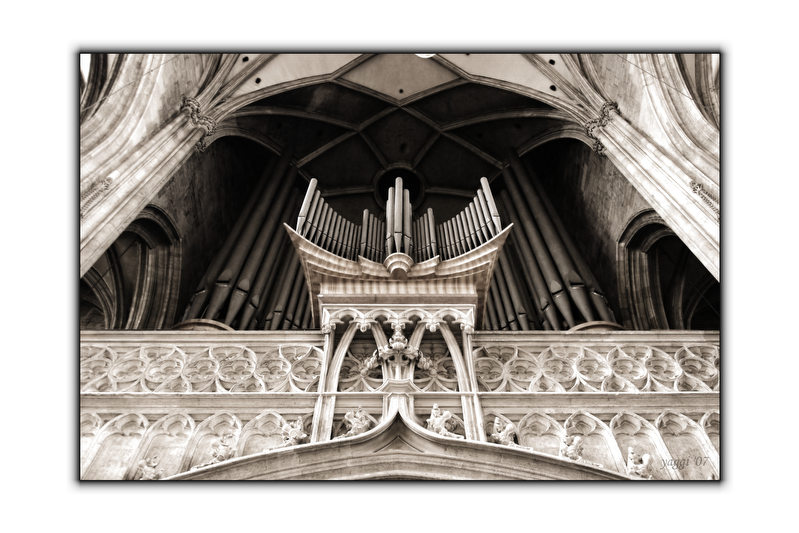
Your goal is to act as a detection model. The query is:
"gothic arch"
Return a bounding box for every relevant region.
[80,205,182,329]
[617,209,719,330]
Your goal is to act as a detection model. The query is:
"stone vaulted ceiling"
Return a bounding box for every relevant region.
[221,54,571,221]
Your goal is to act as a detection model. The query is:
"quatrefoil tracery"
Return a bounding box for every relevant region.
[473,344,719,393]
[80,344,323,392]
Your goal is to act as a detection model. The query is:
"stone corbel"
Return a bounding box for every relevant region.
[584,101,621,156]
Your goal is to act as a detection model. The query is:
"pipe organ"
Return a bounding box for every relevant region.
[182,151,616,332]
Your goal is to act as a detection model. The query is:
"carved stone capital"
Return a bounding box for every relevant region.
[180,96,216,133]
[584,101,620,156]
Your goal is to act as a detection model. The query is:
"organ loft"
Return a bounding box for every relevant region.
[79,53,720,480]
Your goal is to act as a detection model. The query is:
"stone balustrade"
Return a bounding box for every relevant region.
[80,329,718,480]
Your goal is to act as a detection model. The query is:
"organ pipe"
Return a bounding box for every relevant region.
[385,187,395,255]
[204,150,291,321]
[507,154,595,322]
[498,188,563,330]
[224,166,297,324]
[296,178,317,230]
[237,199,296,329]
[393,177,403,253]
[480,177,502,235]
[522,159,615,322]
[301,189,321,236]
[268,253,301,330]
[497,250,530,330]
[427,208,437,258]
[403,189,412,255]
[493,263,519,330]
[282,264,308,330]
[186,164,612,332]
[500,167,575,328]
[184,157,275,319]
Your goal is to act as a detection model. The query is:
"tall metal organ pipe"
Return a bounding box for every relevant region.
[500,169,576,328]
[203,150,292,321]
[237,198,297,329]
[224,166,298,324]
[507,154,595,323]
[183,156,275,319]
[498,188,561,330]
[522,159,615,323]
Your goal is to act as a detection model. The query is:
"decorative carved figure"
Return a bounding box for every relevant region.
[338,407,373,438]
[559,435,584,462]
[373,322,431,380]
[625,447,654,480]
[426,404,464,439]
[489,417,519,447]
[193,433,236,470]
[280,417,308,447]
[135,455,163,480]
[559,435,604,468]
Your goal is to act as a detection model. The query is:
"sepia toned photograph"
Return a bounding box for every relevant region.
[78,53,720,480]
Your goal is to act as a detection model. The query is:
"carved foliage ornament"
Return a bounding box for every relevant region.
[373,322,433,381]
[319,307,475,337]
[584,101,620,155]
[180,95,217,153]
[689,181,720,218]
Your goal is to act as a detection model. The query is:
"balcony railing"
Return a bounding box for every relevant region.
[80,329,719,480]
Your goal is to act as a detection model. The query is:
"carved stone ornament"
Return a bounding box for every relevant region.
[135,455,163,480]
[337,407,373,438]
[559,435,584,462]
[373,322,433,380]
[280,417,308,447]
[584,101,620,156]
[489,417,519,447]
[425,404,464,439]
[79,175,114,219]
[625,446,654,480]
[181,95,217,153]
[689,180,720,218]
[180,96,217,134]
[192,433,237,470]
